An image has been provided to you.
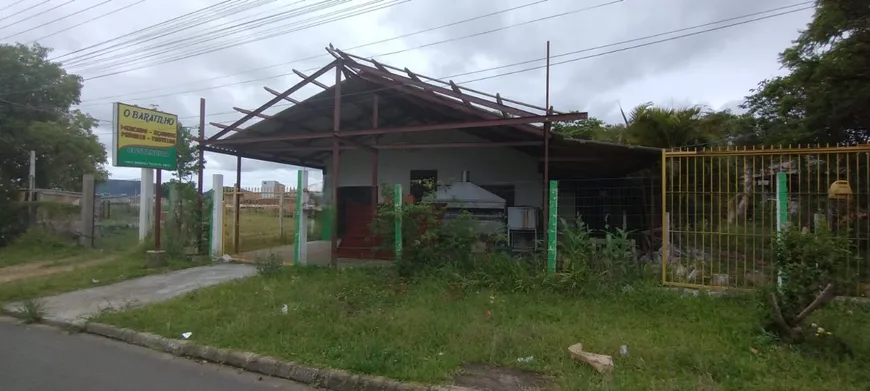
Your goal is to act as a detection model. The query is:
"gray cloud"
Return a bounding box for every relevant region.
[3,0,812,184]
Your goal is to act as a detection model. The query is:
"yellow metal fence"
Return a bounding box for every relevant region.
[661,145,870,296]
[222,187,297,256]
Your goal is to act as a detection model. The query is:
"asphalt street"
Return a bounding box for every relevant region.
[0,318,316,391]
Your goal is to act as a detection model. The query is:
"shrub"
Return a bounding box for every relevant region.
[371,182,478,277]
[255,253,284,277]
[764,223,857,342]
[552,218,648,293]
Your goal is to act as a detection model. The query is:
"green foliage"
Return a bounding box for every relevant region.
[255,253,284,277]
[0,43,106,245]
[371,181,479,277]
[19,297,45,324]
[762,223,857,342]
[744,0,870,144]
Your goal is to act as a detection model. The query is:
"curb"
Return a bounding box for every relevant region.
[84,322,476,391]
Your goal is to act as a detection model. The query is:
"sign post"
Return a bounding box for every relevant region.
[112,103,179,249]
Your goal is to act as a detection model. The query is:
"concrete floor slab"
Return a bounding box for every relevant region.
[3,263,256,325]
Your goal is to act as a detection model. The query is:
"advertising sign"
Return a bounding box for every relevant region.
[112,103,178,169]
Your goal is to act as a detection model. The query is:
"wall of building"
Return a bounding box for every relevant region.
[322,130,544,207]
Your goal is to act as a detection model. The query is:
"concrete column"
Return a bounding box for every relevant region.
[80,174,95,247]
[210,174,224,258]
[138,168,154,241]
[294,170,309,265]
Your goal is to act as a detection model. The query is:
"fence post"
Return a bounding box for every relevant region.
[294,170,309,266]
[138,168,154,242]
[80,174,96,248]
[394,184,402,262]
[661,149,669,284]
[210,174,224,258]
[547,180,558,275]
[776,171,788,287]
[278,191,285,241]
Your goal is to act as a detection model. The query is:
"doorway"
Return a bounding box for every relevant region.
[337,186,374,238]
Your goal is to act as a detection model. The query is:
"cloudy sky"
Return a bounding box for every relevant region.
[1,0,814,191]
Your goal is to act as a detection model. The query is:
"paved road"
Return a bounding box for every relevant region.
[0,318,316,391]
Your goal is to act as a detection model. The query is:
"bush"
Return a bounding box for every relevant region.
[255,252,283,277]
[763,223,857,342]
[552,218,649,293]
[371,183,478,277]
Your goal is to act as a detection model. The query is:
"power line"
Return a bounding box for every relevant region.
[79,0,409,80]
[60,0,282,67]
[26,0,147,44]
[0,0,113,41]
[0,0,31,14]
[48,0,237,61]
[77,0,618,104]
[457,5,815,84]
[0,0,49,23]
[73,0,548,104]
[448,1,814,80]
[173,3,815,125]
[66,0,355,71]
[0,0,75,32]
[0,97,112,123]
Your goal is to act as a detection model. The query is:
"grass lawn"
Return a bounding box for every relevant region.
[94,267,870,390]
[0,229,139,268]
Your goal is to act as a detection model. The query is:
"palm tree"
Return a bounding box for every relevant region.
[623,103,717,149]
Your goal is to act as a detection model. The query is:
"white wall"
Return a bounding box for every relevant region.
[322,131,544,207]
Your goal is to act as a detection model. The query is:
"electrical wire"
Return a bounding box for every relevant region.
[26,0,146,44]
[73,0,548,104]
[48,0,237,61]
[0,97,112,123]
[60,0,281,67]
[0,0,76,32]
[76,0,617,103]
[0,0,30,14]
[66,0,355,71]
[79,1,805,107]
[78,0,409,79]
[0,0,113,41]
[0,0,49,23]
[170,3,816,125]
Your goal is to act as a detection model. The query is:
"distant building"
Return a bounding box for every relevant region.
[261,180,285,198]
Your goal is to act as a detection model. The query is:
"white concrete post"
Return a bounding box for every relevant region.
[294,170,309,265]
[138,168,154,242]
[210,174,224,258]
[278,191,285,241]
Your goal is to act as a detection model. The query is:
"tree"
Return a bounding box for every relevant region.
[0,43,107,191]
[0,43,106,245]
[621,103,721,148]
[743,0,870,144]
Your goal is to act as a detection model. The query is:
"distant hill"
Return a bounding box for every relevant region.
[97,179,140,197]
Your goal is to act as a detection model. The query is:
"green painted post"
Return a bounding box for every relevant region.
[547,180,558,275]
[293,171,304,266]
[776,172,788,287]
[394,184,402,262]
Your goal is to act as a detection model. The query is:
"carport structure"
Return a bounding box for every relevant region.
[202,45,659,265]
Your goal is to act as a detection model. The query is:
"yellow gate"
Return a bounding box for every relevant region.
[221,187,295,258]
[661,145,870,295]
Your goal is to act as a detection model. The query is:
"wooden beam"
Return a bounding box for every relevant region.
[209,59,338,141]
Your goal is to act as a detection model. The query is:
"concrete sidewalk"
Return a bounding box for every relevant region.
[3,263,256,326]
